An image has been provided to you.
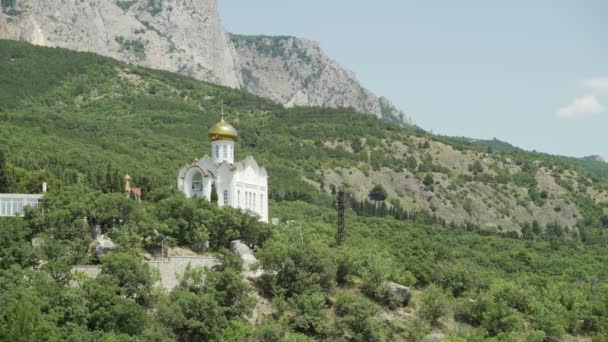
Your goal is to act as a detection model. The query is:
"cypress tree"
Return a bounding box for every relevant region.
[0,150,9,192]
[210,182,218,204]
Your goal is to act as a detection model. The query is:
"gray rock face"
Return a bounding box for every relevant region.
[95,234,115,258]
[232,35,412,125]
[383,281,412,308]
[0,0,240,87]
[229,240,263,279]
[0,0,411,125]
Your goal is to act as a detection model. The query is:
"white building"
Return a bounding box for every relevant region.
[177,116,269,222]
[0,194,43,217]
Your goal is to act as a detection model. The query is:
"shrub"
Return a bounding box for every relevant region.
[419,284,450,326]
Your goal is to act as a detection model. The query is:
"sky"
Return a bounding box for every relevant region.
[219,1,608,159]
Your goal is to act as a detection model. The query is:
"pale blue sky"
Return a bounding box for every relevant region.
[219,1,607,159]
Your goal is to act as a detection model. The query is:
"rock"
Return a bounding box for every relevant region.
[191,240,210,253]
[31,237,44,248]
[425,332,446,341]
[95,234,115,258]
[143,252,153,261]
[91,224,101,239]
[0,0,240,88]
[0,0,412,126]
[232,35,413,125]
[383,282,412,309]
[230,240,263,279]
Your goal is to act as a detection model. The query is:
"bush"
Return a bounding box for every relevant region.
[419,284,450,326]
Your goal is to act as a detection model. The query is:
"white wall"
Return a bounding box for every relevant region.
[211,140,235,164]
[0,194,43,217]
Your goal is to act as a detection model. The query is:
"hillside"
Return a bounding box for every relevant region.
[464,137,608,180]
[1,40,607,239]
[1,41,608,340]
[0,0,411,125]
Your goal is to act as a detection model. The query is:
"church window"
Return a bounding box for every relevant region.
[223,146,227,159]
[253,193,256,211]
[215,145,219,158]
[237,190,240,207]
[260,194,263,213]
[223,190,228,205]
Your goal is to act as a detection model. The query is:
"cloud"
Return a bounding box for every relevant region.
[580,77,608,94]
[557,95,603,118]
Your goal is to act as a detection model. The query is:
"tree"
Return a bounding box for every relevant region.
[600,214,608,228]
[423,173,434,187]
[405,156,418,171]
[0,150,9,192]
[210,182,218,203]
[288,291,328,336]
[419,284,450,326]
[335,293,383,341]
[469,160,484,175]
[0,294,56,342]
[100,252,156,305]
[531,220,542,236]
[351,138,363,153]
[368,184,387,202]
[521,223,535,240]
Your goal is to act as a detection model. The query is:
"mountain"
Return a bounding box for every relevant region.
[231,34,412,125]
[1,40,608,341]
[0,0,411,125]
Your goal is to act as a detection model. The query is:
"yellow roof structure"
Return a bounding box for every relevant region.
[208,117,237,142]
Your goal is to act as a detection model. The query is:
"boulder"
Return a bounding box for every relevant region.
[31,237,45,248]
[95,234,115,258]
[383,282,412,309]
[230,240,263,279]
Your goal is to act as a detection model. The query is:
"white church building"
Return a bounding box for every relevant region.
[177,115,269,222]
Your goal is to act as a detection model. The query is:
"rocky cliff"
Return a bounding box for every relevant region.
[232,35,412,125]
[0,0,411,124]
[0,0,241,87]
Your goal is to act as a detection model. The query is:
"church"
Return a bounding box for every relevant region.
[177,115,269,222]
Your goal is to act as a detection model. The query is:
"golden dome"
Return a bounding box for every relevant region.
[208,117,237,142]
[124,174,132,181]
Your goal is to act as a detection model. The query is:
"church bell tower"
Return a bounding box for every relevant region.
[208,114,237,164]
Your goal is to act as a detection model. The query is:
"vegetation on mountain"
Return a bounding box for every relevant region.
[0,40,607,340]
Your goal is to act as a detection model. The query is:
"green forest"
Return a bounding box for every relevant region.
[1,40,608,341]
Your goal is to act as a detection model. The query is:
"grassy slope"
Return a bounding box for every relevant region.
[0,40,607,235]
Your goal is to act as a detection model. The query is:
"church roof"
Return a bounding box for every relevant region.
[208,118,237,142]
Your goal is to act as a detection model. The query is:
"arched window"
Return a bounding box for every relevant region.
[237,190,241,207]
[223,146,227,159]
[223,190,229,205]
[260,193,263,213]
[215,145,219,158]
[191,171,203,198]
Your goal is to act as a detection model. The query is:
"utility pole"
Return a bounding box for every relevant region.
[336,190,345,246]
